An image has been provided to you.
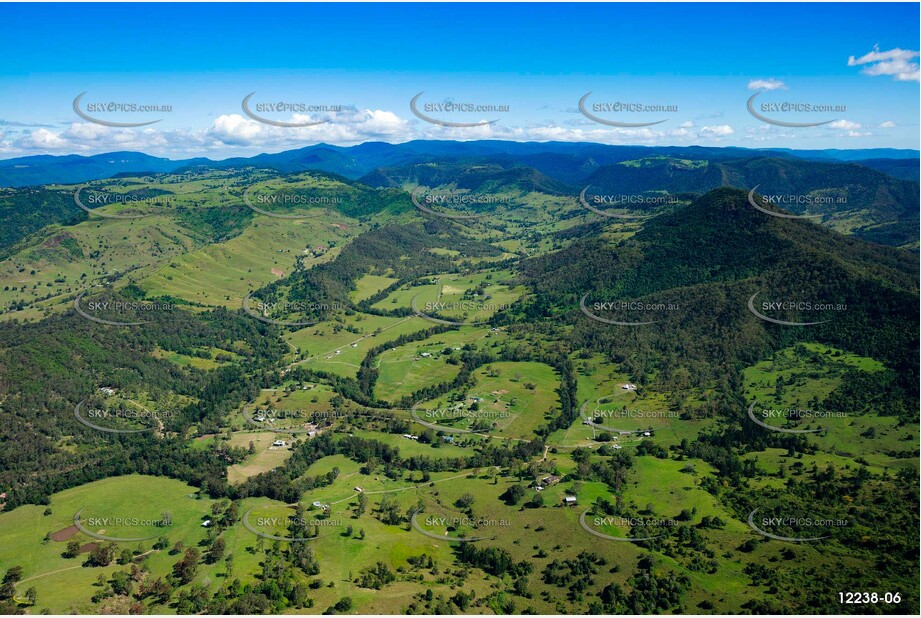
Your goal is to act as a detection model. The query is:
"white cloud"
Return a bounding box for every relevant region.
[63,122,114,141]
[878,120,896,128]
[19,128,69,150]
[848,45,920,82]
[828,119,862,130]
[747,79,787,91]
[208,114,265,146]
[4,114,746,158]
[699,125,735,138]
[353,109,411,137]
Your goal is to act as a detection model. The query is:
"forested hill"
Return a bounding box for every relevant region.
[517,187,919,398]
[582,157,919,246]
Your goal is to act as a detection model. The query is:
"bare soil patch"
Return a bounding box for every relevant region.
[49,525,79,542]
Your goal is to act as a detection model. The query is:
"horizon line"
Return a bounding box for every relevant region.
[1,139,918,164]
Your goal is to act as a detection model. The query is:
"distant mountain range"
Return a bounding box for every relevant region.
[0,141,917,188]
[1,141,916,252]
[0,151,211,187]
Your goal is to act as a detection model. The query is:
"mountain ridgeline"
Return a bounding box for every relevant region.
[1,143,918,248]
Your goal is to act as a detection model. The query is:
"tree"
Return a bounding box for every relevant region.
[63,540,82,559]
[455,493,475,509]
[356,493,368,517]
[111,571,133,596]
[171,548,200,584]
[2,567,22,584]
[207,537,226,564]
[86,543,117,567]
[224,501,240,525]
[525,492,544,509]
[500,485,526,506]
[24,587,36,605]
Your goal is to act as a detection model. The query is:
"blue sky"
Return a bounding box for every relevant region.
[0,2,917,159]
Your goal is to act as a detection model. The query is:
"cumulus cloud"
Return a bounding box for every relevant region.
[878,120,896,128]
[4,108,418,159]
[747,79,787,91]
[209,114,265,146]
[19,128,70,150]
[2,113,748,159]
[699,125,735,138]
[0,99,875,159]
[828,119,862,130]
[848,45,920,82]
